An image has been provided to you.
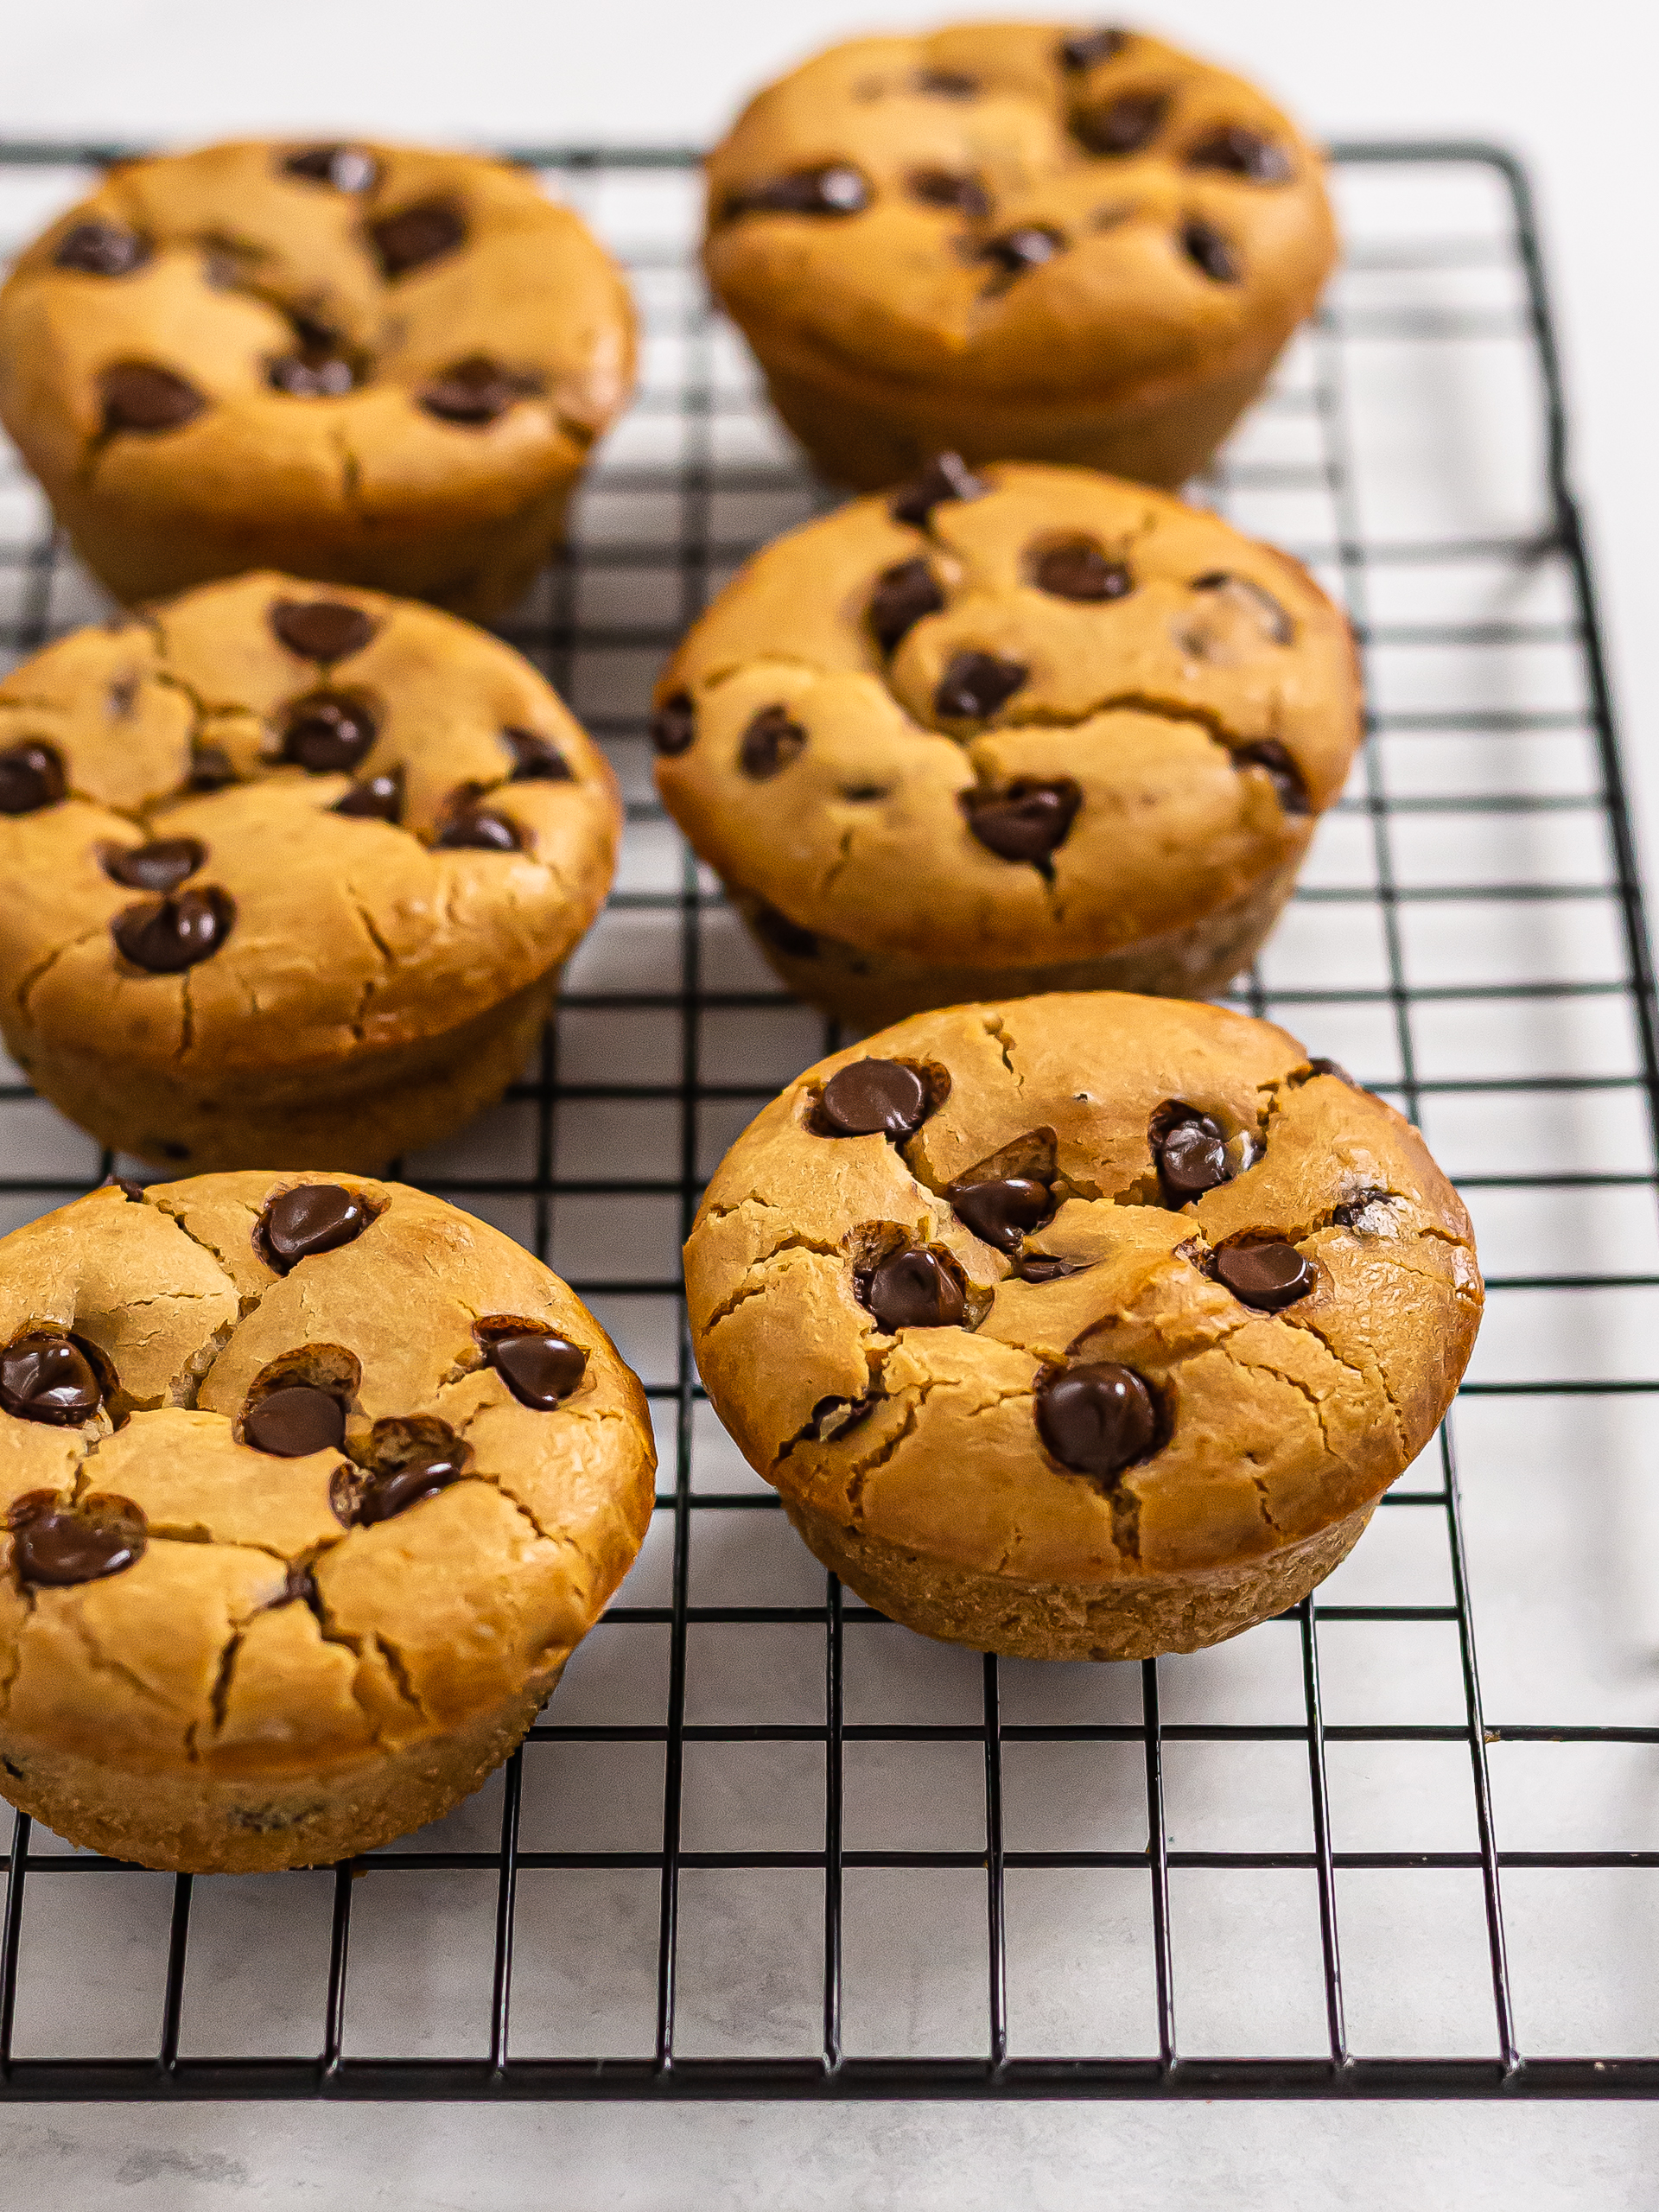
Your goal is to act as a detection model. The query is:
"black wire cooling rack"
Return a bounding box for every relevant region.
[0,140,1654,2101]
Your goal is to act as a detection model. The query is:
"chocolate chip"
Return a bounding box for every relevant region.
[368,197,467,278]
[0,1336,102,1426]
[753,904,818,960]
[0,741,65,816]
[1215,1241,1317,1311]
[739,704,807,781]
[1152,1106,1230,1204]
[271,600,377,663]
[502,727,572,782]
[436,808,521,852]
[947,1175,1051,1252]
[963,779,1081,864]
[860,1246,966,1332]
[1190,570,1294,645]
[818,1059,930,1139]
[283,143,380,194]
[357,1450,468,1526]
[935,651,1027,721]
[1058,26,1130,71]
[914,67,978,98]
[188,746,237,792]
[982,226,1063,276]
[1186,126,1293,182]
[54,220,149,276]
[108,1178,145,1199]
[1014,1254,1087,1283]
[419,355,539,426]
[1032,538,1132,601]
[890,451,988,527]
[99,363,206,435]
[869,558,945,654]
[909,168,992,219]
[1037,1362,1159,1476]
[245,1385,346,1458]
[805,1394,877,1443]
[652,690,696,756]
[1305,1056,1356,1087]
[281,693,377,774]
[10,1495,143,1586]
[728,165,870,219]
[112,886,234,973]
[261,1184,370,1273]
[1182,219,1241,283]
[480,1326,588,1409]
[103,837,203,893]
[334,768,404,821]
[1234,740,1310,816]
[268,353,356,397]
[1075,92,1168,156]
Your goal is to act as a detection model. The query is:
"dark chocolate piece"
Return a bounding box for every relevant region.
[0,741,65,816]
[890,451,987,527]
[651,691,696,757]
[1185,126,1293,182]
[1037,1362,1159,1475]
[868,558,944,654]
[245,1385,346,1458]
[283,143,380,194]
[818,1060,929,1140]
[99,363,206,434]
[934,650,1028,721]
[419,356,539,426]
[368,197,467,278]
[436,807,521,852]
[946,1175,1051,1253]
[480,1327,588,1409]
[270,599,376,663]
[260,1184,370,1273]
[1032,538,1131,601]
[10,1495,143,1586]
[909,168,992,219]
[188,745,237,792]
[728,165,870,219]
[1181,219,1241,283]
[357,1450,467,1526]
[982,226,1063,276]
[0,1336,101,1426]
[739,704,807,780]
[861,1246,966,1332]
[502,727,572,782]
[1058,26,1130,71]
[333,768,404,822]
[1215,1240,1316,1311]
[963,779,1080,864]
[103,837,203,893]
[1154,1107,1230,1204]
[1234,739,1310,816]
[1014,1254,1088,1283]
[281,693,377,774]
[112,887,234,973]
[1074,91,1168,156]
[54,221,149,276]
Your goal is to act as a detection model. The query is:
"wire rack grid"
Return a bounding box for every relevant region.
[0,139,1653,2101]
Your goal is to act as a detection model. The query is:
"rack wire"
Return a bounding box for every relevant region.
[0,140,1654,2101]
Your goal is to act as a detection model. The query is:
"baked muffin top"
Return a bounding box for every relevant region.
[0,571,619,1081]
[0,137,634,532]
[704,22,1337,409]
[0,1175,655,1780]
[654,461,1359,966]
[686,994,1481,1582]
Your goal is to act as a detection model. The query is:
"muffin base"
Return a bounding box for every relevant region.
[785,1500,1375,1662]
[0,972,558,1173]
[728,858,1302,1032]
[751,347,1281,493]
[0,1662,564,1874]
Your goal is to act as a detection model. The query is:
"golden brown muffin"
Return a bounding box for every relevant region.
[0,138,636,616]
[704,22,1337,488]
[653,461,1359,1028]
[0,571,620,1170]
[686,995,1481,1660]
[0,1174,655,1872]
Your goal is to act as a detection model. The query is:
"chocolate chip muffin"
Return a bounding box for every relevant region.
[654,461,1358,1028]
[0,138,636,616]
[0,571,620,1170]
[0,1174,655,1872]
[704,22,1337,488]
[685,994,1481,1660]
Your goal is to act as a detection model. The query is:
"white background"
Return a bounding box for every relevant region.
[4,2,1659,2203]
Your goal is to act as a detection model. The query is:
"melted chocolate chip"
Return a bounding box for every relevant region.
[112,887,234,973]
[1153,1107,1230,1204]
[860,1246,966,1332]
[268,353,356,397]
[103,837,203,893]
[368,197,467,279]
[1075,91,1168,156]
[1186,126,1294,182]
[0,1336,101,1426]
[436,808,521,852]
[99,363,206,435]
[481,1327,588,1409]
[728,165,870,219]
[753,904,818,960]
[891,451,987,527]
[1032,538,1132,602]
[1234,739,1310,816]
[963,779,1081,865]
[419,355,539,426]
[935,651,1028,721]
[283,143,380,194]
[1215,1241,1316,1311]
[0,741,65,816]
[914,67,979,99]
[1058,26,1130,71]
[282,693,377,774]
[188,745,237,792]
[1182,219,1241,283]
[869,558,944,654]
[1014,1254,1087,1283]
[334,768,404,821]
[503,727,572,782]
[909,168,991,219]
[982,226,1063,276]
[261,1184,370,1272]
[54,220,149,276]
[245,1386,346,1458]
[739,704,807,780]
[271,599,377,663]
[652,691,696,757]
[356,1452,467,1526]
[1037,1362,1159,1476]
[818,1059,930,1140]
[947,1175,1051,1252]
[10,1495,143,1586]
